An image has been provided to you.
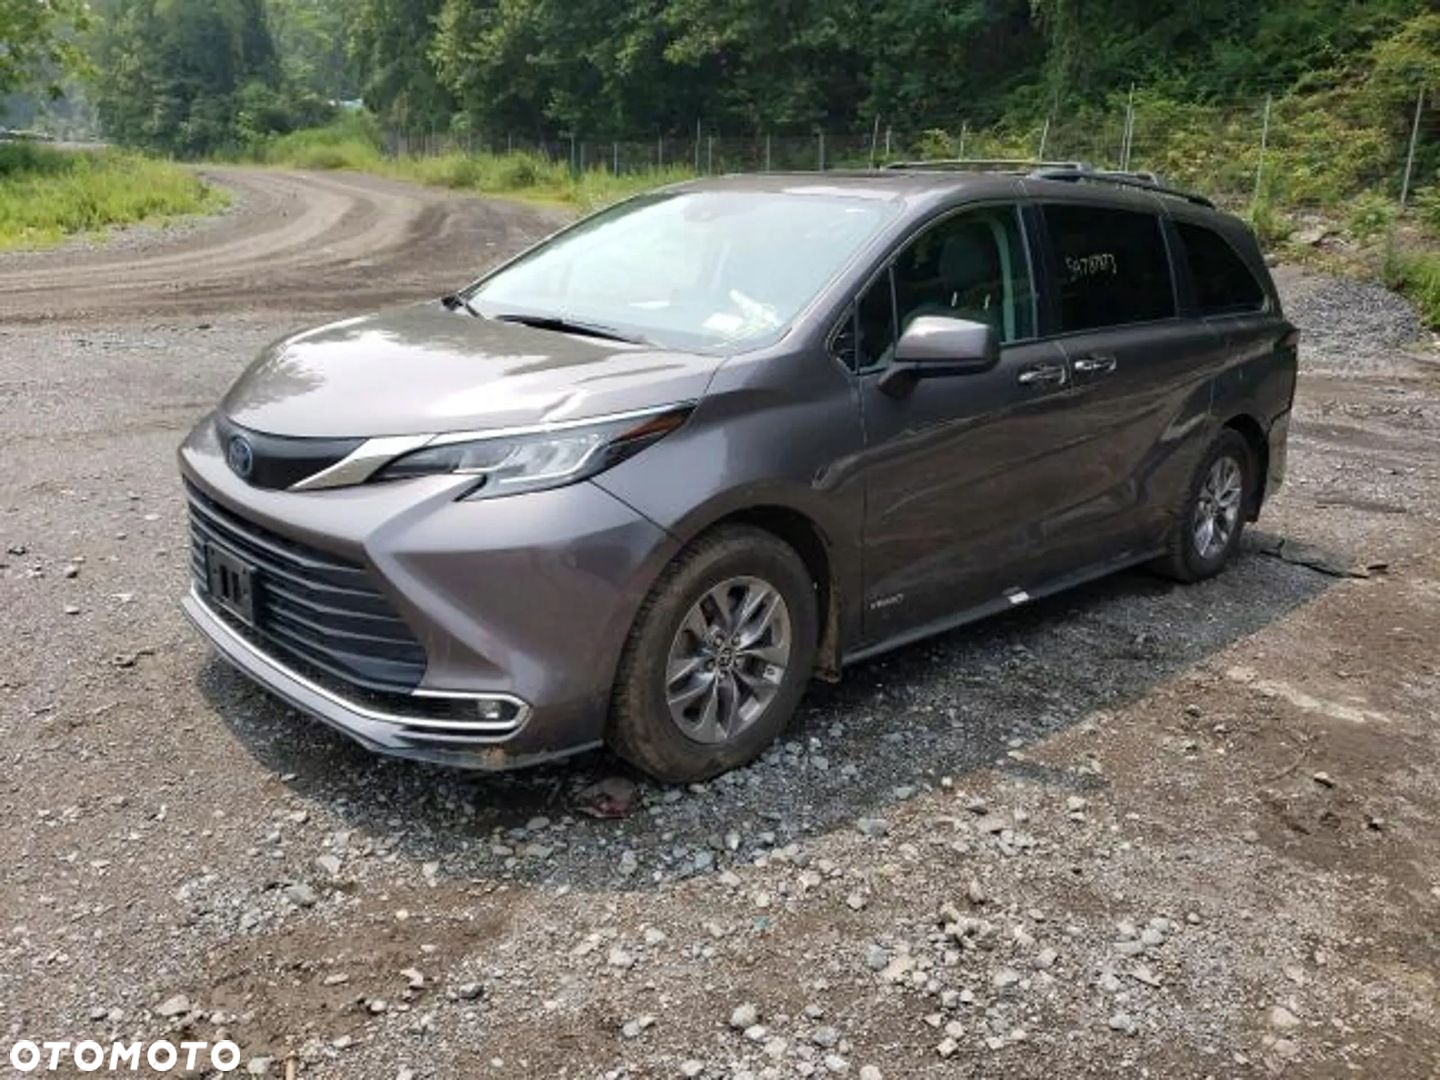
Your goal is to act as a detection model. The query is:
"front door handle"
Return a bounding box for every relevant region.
[1073,353,1118,375]
[1017,362,1069,388]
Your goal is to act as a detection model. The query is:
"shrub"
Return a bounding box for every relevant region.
[1345,191,1399,244]
[1383,245,1440,330]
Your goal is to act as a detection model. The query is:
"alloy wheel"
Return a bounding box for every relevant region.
[664,575,792,744]
[1192,454,1244,560]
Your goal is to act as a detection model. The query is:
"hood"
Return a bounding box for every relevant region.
[220,303,724,438]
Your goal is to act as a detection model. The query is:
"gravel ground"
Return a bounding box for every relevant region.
[1,170,1437,1079]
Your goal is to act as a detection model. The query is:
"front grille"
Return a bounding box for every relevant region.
[186,484,427,693]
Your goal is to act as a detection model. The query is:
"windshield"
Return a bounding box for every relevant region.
[467,190,899,352]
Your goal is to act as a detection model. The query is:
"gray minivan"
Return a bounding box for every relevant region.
[180,163,1297,781]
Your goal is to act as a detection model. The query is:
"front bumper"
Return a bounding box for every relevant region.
[180,416,680,769]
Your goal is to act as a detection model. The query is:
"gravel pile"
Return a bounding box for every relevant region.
[1278,271,1430,372]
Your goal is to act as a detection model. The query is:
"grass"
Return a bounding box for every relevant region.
[0,143,225,251]
[250,116,693,212]
[1383,243,1440,330]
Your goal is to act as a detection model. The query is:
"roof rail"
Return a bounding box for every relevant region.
[1029,166,1215,208]
[883,158,1091,173]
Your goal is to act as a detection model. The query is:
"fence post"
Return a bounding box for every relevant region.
[868,114,881,167]
[1253,94,1272,207]
[613,140,619,174]
[1400,88,1424,211]
[707,135,714,174]
[1121,83,1135,170]
[658,133,664,168]
[1037,116,1051,160]
[958,120,968,158]
[818,130,825,172]
[884,125,892,160]
[695,118,702,172]
[764,132,772,171]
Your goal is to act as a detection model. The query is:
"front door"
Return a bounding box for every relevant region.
[839,203,1082,643]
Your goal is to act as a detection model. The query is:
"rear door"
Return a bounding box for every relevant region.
[1024,199,1226,573]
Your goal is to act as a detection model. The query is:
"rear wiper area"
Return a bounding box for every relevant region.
[492,312,644,345]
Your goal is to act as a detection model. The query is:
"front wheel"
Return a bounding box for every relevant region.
[609,526,819,783]
[1152,429,1253,582]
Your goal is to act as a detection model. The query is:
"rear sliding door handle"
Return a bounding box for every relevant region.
[1073,353,1118,375]
[1017,362,1069,388]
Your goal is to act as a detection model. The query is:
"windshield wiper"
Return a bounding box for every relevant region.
[493,312,644,345]
[441,292,481,318]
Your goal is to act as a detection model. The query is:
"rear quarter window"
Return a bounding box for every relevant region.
[1176,220,1267,316]
[1041,204,1175,332]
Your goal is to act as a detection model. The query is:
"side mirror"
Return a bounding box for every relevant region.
[879,315,999,396]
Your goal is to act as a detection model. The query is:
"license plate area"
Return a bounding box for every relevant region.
[205,543,257,625]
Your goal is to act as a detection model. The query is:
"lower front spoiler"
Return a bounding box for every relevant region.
[182,589,601,771]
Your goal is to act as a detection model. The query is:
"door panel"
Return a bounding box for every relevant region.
[857,339,1077,639]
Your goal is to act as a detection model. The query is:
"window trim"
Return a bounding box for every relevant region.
[825,200,1041,376]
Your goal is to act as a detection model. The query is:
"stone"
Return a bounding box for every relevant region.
[1269,1006,1301,1030]
[155,995,190,1018]
[730,1003,760,1030]
[285,883,318,908]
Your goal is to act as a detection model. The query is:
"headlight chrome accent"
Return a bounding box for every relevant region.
[286,402,695,495]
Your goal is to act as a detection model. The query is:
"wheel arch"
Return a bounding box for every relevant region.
[1219,412,1269,519]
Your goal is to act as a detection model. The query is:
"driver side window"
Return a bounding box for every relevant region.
[836,205,1035,372]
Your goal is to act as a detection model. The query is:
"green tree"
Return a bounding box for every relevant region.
[351,0,454,130]
[0,0,90,104]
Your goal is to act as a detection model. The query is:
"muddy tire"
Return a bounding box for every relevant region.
[1151,428,1254,583]
[609,526,819,783]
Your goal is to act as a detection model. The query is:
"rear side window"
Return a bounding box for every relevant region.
[1176,221,1267,315]
[1042,205,1174,332]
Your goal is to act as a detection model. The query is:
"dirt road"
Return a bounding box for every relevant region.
[1,168,1437,1079]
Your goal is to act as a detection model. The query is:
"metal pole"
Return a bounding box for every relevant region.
[1037,116,1051,160]
[868,113,880,167]
[884,125,892,160]
[818,130,825,172]
[1253,94,1272,207]
[958,121,967,158]
[1400,89,1424,211]
[707,135,714,174]
[658,133,664,168]
[612,140,619,174]
[695,118,701,172]
[1122,83,1135,170]
[764,132,772,171]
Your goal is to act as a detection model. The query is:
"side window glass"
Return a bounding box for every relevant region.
[892,207,1035,344]
[1176,221,1266,315]
[1042,205,1175,332]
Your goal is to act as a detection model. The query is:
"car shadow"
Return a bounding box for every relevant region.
[197,534,1337,891]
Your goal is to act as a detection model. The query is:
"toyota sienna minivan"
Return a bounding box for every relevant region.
[180,163,1297,781]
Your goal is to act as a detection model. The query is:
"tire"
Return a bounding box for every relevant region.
[1151,429,1254,583]
[609,525,820,783]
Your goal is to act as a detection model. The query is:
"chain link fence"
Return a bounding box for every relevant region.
[384,84,1435,216]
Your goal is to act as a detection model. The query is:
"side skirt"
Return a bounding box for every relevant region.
[840,547,1165,668]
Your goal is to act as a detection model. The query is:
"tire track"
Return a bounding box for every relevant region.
[0,166,563,323]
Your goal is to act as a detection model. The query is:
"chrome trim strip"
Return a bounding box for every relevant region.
[190,587,530,734]
[289,434,432,492]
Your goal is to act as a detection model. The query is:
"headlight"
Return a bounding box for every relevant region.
[373,405,693,498]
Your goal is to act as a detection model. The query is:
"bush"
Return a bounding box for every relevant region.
[1411,186,1440,236]
[1383,245,1440,330]
[251,113,384,169]
[1345,191,1399,244]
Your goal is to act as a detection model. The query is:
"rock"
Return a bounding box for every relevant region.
[315,854,342,877]
[864,943,891,971]
[966,878,985,905]
[992,967,1022,989]
[285,883,318,908]
[1034,947,1058,970]
[846,892,867,911]
[608,947,636,969]
[456,982,484,1001]
[823,1054,849,1073]
[1269,1005,1301,1030]
[1108,1012,1138,1036]
[974,814,1008,835]
[859,1068,883,1080]
[576,776,638,818]
[730,1003,760,1030]
[1139,926,1165,948]
[680,1061,705,1078]
[400,967,425,990]
[155,994,190,1018]
[1311,771,1335,788]
[368,998,388,1014]
[247,1058,272,1076]
[936,1037,959,1058]
[856,818,889,838]
[810,1026,839,1048]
